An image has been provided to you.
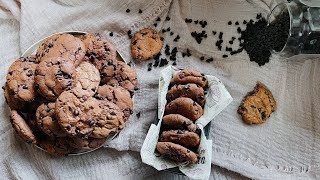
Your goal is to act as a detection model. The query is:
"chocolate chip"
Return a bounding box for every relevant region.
[66,124,71,130]
[212,31,216,35]
[22,84,28,89]
[250,105,256,108]
[156,17,161,21]
[91,87,96,92]
[172,62,177,65]
[48,43,53,48]
[136,112,141,118]
[257,13,262,19]
[206,58,213,63]
[63,74,71,79]
[219,32,223,39]
[109,32,113,36]
[8,71,13,76]
[170,32,174,36]
[147,67,152,71]
[1,86,4,90]
[139,9,142,14]
[89,120,95,126]
[184,84,189,89]
[194,20,198,24]
[237,27,241,33]
[110,111,116,115]
[235,21,239,25]
[34,70,38,75]
[261,111,266,120]
[166,16,170,21]
[154,23,157,27]
[26,70,33,77]
[126,9,130,13]
[202,77,206,81]
[243,20,247,24]
[228,21,232,25]
[200,56,204,61]
[193,101,196,106]
[74,110,79,116]
[166,27,170,32]
[222,55,228,58]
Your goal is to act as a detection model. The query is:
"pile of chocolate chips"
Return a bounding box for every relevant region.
[240,13,290,66]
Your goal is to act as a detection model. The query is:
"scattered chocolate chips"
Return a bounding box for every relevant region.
[235,21,239,25]
[185,18,193,23]
[228,21,232,25]
[218,32,223,39]
[166,16,170,21]
[194,20,198,24]
[136,112,141,118]
[170,32,174,36]
[159,58,168,67]
[243,20,247,24]
[22,84,28,89]
[156,17,161,21]
[222,55,228,58]
[153,23,157,27]
[173,35,180,42]
[237,27,242,33]
[74,110,79,116]
[109,32,113,37]
[206,58,213,63]
[126,9,130,13]
[139,9,143,14]
[200,56,204,61]
[212,31,216,35]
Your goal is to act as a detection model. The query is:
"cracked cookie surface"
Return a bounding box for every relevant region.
[75,61,100,96]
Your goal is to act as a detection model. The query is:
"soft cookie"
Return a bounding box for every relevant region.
[75,61,100,96]
[38,136,76,156]
[131,28,163,61]
[10,110,37,144]
[165,97,203,122]
[156,142,198,164]
[170,70,208,88]
[159,130,200,148]
[167,83,205,106]
[69,137,107,150]
[162,114,197,132]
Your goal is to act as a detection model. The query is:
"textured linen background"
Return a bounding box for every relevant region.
[1,0,320,179]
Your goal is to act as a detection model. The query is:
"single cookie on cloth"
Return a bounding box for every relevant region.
[55,88,124,139]
[5,55,38,103]
[75,61,100,96]
[36,33,85,66]
[156,142,198,164]
[167,83,205,106]
[162,114,197,132]
[238,83,276,125]
[170,70,208,88]
[36,102,66,137]
[165,97,203,122]
[80,33,117,83]
[35,57,77,101]
[159,130,200,148]
[10,110,37,144]
[38,136,76,156]
[69,137,107,150]
[95,85,133,120]
[106,61,138,95]
[131,28,163,61]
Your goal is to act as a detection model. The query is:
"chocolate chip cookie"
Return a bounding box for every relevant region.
[36,102,66,137]
[75,62,100,96]
[131,28,163,61]
[106,61,138,95]
[165,97,203,122]
[10,110,37,144]
[170,70,208,88]
[69,137,107,150]
[159,130,200,148]
[5,56,38,103]
[4,83,26,111]
[81,33,117,83]
[35,57,76,101]
[167,83,205,106]
[55,88,124,139]
[36,33,85,66]
[162,114,197,132]
[238,83,276,125]
[95,85,133,120]
[38,136,76,156]
[156,142,198,164]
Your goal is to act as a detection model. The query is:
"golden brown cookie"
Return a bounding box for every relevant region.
[35,57,76,101]
[167,83,205,106]
[156,142,198,164]
[95,85,133,120]
[131,28,163,61]
[165,97,203,122]
[36,33,85,66]
[170,70,208,88]
[159,130,200,148]
[75,61,100,96]
[162,114,197,132]
[238,83,276,125]
[10,110,37,144]
[5,56,38,103]
[80,33,117,83]
[36,102,66,137]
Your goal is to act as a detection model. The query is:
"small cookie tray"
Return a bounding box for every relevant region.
[21,31,127,156]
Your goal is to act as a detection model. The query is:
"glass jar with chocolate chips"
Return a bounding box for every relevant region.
[268,0,320,57]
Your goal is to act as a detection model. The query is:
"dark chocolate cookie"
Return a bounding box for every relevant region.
[36,33,85,66]
[156,142,198,164]
[131,28,163,61]
[35,57,76,101]
[10,110,37,144]
[170,70,208,88]
[36,102,66,137]
[162,114,197,132]
[165,97,203,122]
[159,130,200,148]
[167,83,205,106]
[95,85,133,120]
[81,33,117,83]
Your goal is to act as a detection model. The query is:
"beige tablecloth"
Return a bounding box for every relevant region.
[1,0,320,179]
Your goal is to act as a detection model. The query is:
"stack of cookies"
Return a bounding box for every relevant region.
[3,32,138,156]
[156,70,208,164]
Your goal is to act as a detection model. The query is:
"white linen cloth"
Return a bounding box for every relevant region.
[1,0,320,179]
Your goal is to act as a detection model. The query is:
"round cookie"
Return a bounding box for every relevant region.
[170,70,208,88]
[75,61,100,96]
[36,33,85,66]
[36,102,66,137]
[159,130,200,148]
[38,137,76,156]
[95,85,133,120]
[35,57,76,101]
[80,33,117,83]
[167,83,205,106]
[165,97,203,122]
[5,56,38,103]
[131,28,163,61]
[55,88,124,139]
[106,61,138,95]
[10,110,37,144]
[156,142,198,164]
[69,137,107,150]
[162,114,197,132]
[238,95,269,125]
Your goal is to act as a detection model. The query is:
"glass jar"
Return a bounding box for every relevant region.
[268,0,320,57]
